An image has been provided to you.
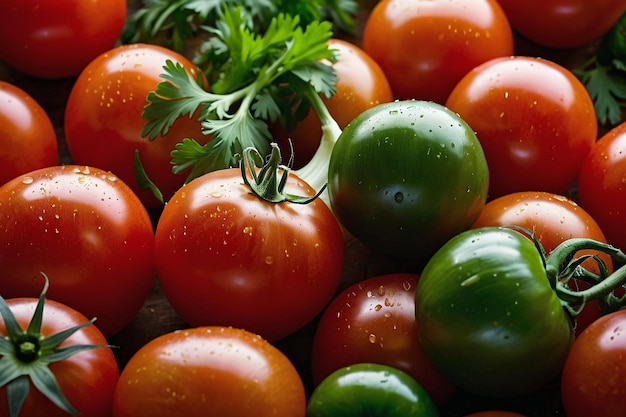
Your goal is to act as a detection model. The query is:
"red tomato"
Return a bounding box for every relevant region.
[64,43,207,207]
[154,167,345,342]
[112,326,306,417]
[272,38,393,168]
[497,0,626,48]
[0,81,58,185]
[0,165,156,336]
[0,0,126,79]
[362,0,514,103]
[561,309,626,417]
[311,273,456,407]
[0,295,119,417]
[578,121,626,252]
[471,191,613,335]
[446,56,597,199]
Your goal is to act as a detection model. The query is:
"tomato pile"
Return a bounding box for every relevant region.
[2,0,626,416]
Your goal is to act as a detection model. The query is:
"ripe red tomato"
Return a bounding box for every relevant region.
[112,326,306,417]
[0,81,58,185]
[497,0,626,48]
[154,166,345,342]
[578,121,626,251]
[0,165,156,337]
[362,0,514,103]
[446,56,597,199]
[64,43,207,207]
[0,0,126,79]
[561,309,626,417]
[272,38,393,168]
[0,295,119,417]
[471,191,612,335]
[311,273,456,408]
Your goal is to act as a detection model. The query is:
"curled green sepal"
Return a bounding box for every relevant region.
[240,142,326,204]
[0,273,110,417]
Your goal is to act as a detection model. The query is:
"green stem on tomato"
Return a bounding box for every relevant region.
[543,237,626,316]
[241,143,325,204]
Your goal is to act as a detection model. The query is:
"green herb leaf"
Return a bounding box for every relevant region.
[141,6,338,183]
[576,65,626,126]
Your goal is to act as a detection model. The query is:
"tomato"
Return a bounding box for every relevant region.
[415,227,574,397]
[0,282,119,417]
[154,147,345,341]
[578,121,626,252]
[0,0,126,79]
[271,38,393,169]
[328,100,489,261]
[64,43,207,207]
[446,56,597,199]
[0,81,58,185]
[362,0,514,103]
[310,273,456,407]
[307,363,439,417]
[471,191,613,335]
[0,165,156,337]
[112,326,306,417]
[496,0,626,48]
[561,309,626,417]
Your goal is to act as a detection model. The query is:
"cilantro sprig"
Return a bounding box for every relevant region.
[122,0,357,53]
[574,10,626,126]
[141,7,338,184]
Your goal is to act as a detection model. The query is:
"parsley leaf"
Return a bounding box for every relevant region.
[575,65,626,126]
[574,10,626,126]
[122,0,357,53]
[141,6,338,182]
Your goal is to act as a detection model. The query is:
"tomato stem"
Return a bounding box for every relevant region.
[544,238,626,315]
[240,143,325,204]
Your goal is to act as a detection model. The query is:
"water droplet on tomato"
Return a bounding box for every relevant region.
[22,176,33,184]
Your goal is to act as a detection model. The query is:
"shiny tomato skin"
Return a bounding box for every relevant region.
[578,121,626,251]
[362,0,514,103]
[471,191,611,335]
[0,165,156,337]
[0,81,58,185]
[0,0,126,79]
[497,0,626,48]
[446,56,597,199]
[311,273,456,407]
[272,38,393,168]
[0,297,119,417]
[561,309,626,417]
[112,326,306,417]
[64,43,207,207]
[154,168,345,342]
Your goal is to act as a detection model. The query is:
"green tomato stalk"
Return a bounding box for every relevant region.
[0,274,110,417]
[517,226,626,319]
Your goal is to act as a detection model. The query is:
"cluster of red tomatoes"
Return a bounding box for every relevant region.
[2,0,626,416]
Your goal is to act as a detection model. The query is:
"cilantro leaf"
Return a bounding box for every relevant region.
[141,6,338,183]
[577,65,626,126]
[122,0,357,54]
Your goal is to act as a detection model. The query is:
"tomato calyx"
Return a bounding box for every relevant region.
[241,142,325,204]
[512,226,626,319]
[0,274,111,417]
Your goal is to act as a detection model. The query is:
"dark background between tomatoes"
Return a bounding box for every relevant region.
[0,1,614,416]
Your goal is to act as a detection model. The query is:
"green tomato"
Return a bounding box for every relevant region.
[307,363,439,417]
[415,227,574,398]
[328,100,488,261]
